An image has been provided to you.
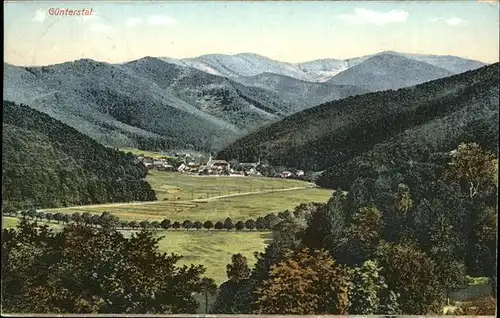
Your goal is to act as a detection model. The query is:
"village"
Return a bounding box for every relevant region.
[135,152,305,179]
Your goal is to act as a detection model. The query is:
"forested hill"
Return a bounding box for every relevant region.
[217,63,499,188]
[2,101,156,210]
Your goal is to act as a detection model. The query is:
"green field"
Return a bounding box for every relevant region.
[2,216,19,229]
[45,188,332,222]
[146,171,314,201]
[155,230,269,284]
[119,148,170,159]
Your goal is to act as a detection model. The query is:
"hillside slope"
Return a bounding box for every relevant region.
[2,101,157,210]
[217,63,499,187]
[327,53,454,91]
[234,72,369,107]
[3,58,296,151]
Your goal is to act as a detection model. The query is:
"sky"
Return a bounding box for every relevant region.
[4,0,500,66]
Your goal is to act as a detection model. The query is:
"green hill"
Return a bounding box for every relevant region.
[217,63,499,189]
[2,101,157,210]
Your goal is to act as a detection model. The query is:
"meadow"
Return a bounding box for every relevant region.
[1,216,267,285]
[119,148,170,159]
[5,171,333,286]
[146,170,314,201]
[43,171,333,222]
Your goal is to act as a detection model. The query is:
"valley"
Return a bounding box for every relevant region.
[2,49,497,315]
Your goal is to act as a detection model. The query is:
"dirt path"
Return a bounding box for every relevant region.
[191,185,313,202]
[40,184,317,212]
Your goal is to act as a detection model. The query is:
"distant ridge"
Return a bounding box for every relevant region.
[217,63,499,188]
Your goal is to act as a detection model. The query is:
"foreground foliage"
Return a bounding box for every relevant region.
[1,219,206,314]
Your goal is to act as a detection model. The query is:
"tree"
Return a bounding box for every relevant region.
[1,220,206,314]
[45,212,53,223]
[71,212,83,224]
[244,219,255,230]
[193,221,203,231]
[214,221,224,230]
[182,220,193,230]
[99,212,119,230]
[345,206,384,265]
[62,214,71,224]
[160,219,171,230]
[226,254,251,282]
[150,221,161,231]
[82,212,92,226]
[128,221,138,230]
[394,183,413,215]
[348,260,400,315]
[376,242,443,314]
[27,208,37,220]
[120,221,128,230]
[254,248,350,315]
[224,218,234,231]
[139,220,150,229]
[446,143,496,199]
[263,213,280,230]
[427,213,468,303]
[37,212,46,222]
[235,221,245,231]
[90,215,100,227]
[172,221,181,230]
[255,217,265,231]
[212,254,254,314]
[203,220,214,230]
[302,191,349,261]
[200,278,217,314]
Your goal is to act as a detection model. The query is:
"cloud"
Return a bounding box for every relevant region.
[336,8,409,26]
[445,17,467,26]
[431,17,467,26]
[89,22,115,32]
[126,17,143,27]
[33,8,46,23]
[148,15,176,25]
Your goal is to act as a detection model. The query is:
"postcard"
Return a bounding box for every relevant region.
[2,0,499,316]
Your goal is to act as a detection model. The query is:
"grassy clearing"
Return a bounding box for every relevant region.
[2,216,19,229]
[146,171,313,201]
[155,230,269,284]
[45,188,333,222]
[119,148,169,159]
[467,276,489,285]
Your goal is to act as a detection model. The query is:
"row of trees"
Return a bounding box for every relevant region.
[3,209,299,232]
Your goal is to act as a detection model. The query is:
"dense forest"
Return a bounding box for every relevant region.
[2,141,497,314]
[2,101,156,211]
[210,142,497,315]
[217,63,499,189]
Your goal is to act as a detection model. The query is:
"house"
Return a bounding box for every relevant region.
[156,164,176,172]
[280,171,294,178]
[296,170,305,177]
[196,156,231,175]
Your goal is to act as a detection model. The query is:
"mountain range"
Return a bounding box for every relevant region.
[3,51,488,151]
